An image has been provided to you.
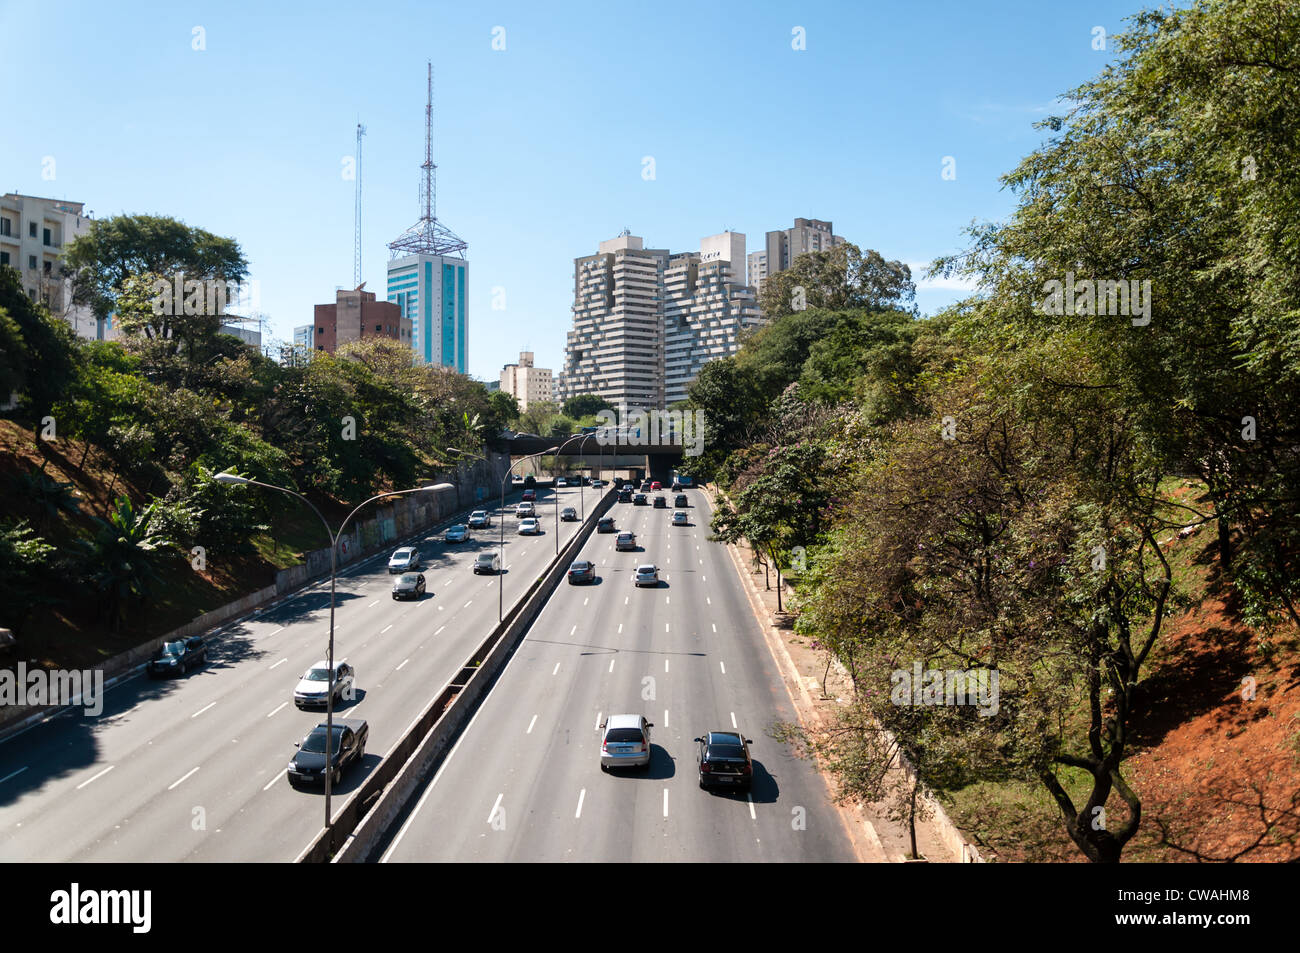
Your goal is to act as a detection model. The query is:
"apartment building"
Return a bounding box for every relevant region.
[311,287,410,354]
[747,217,845,299]
[0,193,105,339]
[664,231,761,405]
[499,351,555,411]
[561,232,668,411]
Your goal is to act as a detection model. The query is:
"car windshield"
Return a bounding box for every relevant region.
[637,566,656,574]
[605,728,645,743]
[392,549,411,559]
[304,668,331,681]
[399,573,420,583]
[162,642,184,656]
[300,727,343,753]
[476,555,494,564]
[570,561,591,571]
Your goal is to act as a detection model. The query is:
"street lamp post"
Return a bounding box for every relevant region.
[213,472,452,829]
[497,446,558,620]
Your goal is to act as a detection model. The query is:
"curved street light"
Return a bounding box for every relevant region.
[213,471,452,828]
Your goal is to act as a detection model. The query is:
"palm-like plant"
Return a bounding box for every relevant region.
[15,471,83,531]
[80,496,172,632]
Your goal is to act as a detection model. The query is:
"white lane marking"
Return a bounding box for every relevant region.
[665,623,670,632]
[268,627,284,637]
[368,600,379,608]
[624,597,629,605]
[76,765,114,790]
[487,793,504,826]
[192,702,216,719]
[575,788,586,819]
[665,660,669,673]
[435,626,447,637]
[381,624,394,634]
[267,702,288,718]
[262,774,281,791]
[700,560,704,565]
[663,788,669,817]
[617,623,623,633]
[730,711,737,729]
[706,597,711,605]
[583,597,589,606]
[269,658,287,670]
[168,766,200,790]
[553,663,561,675]
[608,659,616,673]
[0,766,29,785]
[396,658,410,671]
[664,709,669,727]
[595,711,602,730]
[438,605,444,611]
[666,596,670,605]
[570,625,577,636]
[747,794,756,819]
[527,714,538,734]
[720,662,726,675]
[463,600,473,608]
[702,576,706,582]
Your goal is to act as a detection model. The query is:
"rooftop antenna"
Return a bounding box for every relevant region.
[388,61,467,259]
[353,122,366,287]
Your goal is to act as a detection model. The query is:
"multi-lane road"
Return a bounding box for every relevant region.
[381,489,859,862]
[0,485,600,862]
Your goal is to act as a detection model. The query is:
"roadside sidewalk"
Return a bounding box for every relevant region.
[703,484,967,863]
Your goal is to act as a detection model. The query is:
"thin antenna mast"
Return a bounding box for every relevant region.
[354,122,366,287]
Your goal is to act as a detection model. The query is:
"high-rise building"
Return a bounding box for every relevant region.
[0,193,105,339]
[499,351,555,412]
[293,324,314,352]
[311,287,410,354]
[664,231,761,405]
[386,62,469,373]
[751,217,845,299]
[561,232,669,412]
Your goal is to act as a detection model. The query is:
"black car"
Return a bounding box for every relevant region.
[567,559,596,584]
[674,494,689,508]
[633,493,648,506]
[618,489,632,503]
[392,572,426,600]
[597,516,616,533]
[287,719,368,788]
[695,731,754,791]
[653,495,667,508]
[147,636,206,678]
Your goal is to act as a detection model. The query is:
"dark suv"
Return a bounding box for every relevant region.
[653,495,667,508]
[674,494,689,508]
[694,731,754,791]
[618,489,632,503]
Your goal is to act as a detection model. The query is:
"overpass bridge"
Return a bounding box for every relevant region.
[489,431,689,484]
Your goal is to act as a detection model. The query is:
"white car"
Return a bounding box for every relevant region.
[388,547,421,573]
[468,510,490,528]
[515,502,535,518]
[445,524,470,543]
[600,714,654,770]
[556,477,568,487]
[671,511,689,526]
[518,518,540,535]
[633,564,660,587]
[293,660,355,709]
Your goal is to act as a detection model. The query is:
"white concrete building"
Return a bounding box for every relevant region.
[499,351,555,412]
[752,217,845,299]
[664,231,761,405]
[561,232,668,411]
[0,193,107,339]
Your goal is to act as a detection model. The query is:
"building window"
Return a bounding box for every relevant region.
[0,218,10,236]
[0,252,8,267]
[43,260,52,274]
[375,324,382,332]
[29,222,37,238]
[43,228,52,246]
[317,326,324,334]
[28,255,37,270]
[28,288,36,300]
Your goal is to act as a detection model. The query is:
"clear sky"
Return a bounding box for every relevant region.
[1,0,1153,382]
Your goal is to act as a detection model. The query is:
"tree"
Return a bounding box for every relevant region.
[487,389,520,427]
[80,496,173,632]
[63,214,248,322]
[758,243,915,318]
[562,393,613,419]
[0,264,77,439]
[0,520,58,633]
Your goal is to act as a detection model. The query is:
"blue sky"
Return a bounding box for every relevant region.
[1,0,1152,382]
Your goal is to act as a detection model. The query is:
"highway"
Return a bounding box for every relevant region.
[0,483,601,862]
[381,489,858,863]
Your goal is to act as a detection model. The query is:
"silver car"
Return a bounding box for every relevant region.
[671,511,689,526]
[293,660,355,709]
[633,564,659,587]
[387,547,421,573]
[468,510,490,528]
[445,524,470,543]
[600,714,654,771]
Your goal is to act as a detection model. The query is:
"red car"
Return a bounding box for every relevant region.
[522,488,536,502]
[650,481,661,491]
